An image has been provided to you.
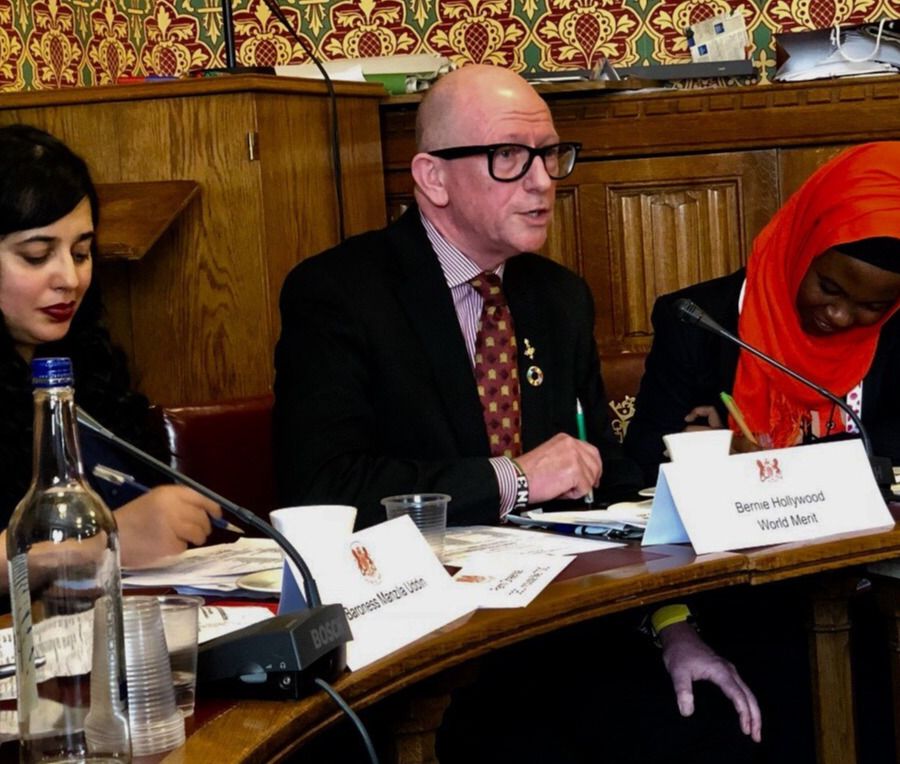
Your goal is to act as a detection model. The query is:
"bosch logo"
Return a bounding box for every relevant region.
[311,619,344,649]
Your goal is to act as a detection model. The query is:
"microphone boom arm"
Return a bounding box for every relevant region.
[711,323,873,458]
[76,407,322,607]
[673,297,873,457]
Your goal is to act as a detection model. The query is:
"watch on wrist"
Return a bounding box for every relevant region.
[641,604,696,647]
[510,458,529,511]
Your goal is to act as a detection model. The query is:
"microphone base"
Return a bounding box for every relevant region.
[870,454,895,496]
[197,604,352,700]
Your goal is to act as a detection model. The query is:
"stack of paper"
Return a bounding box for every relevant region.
[122,538,282,594]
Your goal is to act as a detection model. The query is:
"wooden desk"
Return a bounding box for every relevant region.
[743,519,900,764]
[170,521,900,763]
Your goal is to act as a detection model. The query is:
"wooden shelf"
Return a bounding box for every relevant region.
[95,180,199,261]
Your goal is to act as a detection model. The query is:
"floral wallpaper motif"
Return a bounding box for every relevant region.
[0,0,894,91]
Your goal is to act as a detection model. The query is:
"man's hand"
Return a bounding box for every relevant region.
[515,433,601,504]
[660,621,762,743]
[114,485,222,568]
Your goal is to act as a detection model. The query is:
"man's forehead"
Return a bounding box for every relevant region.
[462,103,557,141]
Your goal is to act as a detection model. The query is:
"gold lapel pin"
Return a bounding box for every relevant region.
[526,365,544,387]
[524,338,536,359]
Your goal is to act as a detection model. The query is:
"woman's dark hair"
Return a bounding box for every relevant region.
[0,123,100,235]
[0,124,156,522]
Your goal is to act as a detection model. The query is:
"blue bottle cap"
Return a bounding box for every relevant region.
[31,357,74,388]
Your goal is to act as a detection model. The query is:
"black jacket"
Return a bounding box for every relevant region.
[625,270,900,484]
[274,207,641,528]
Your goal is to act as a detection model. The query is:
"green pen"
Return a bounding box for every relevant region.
[575,398,594,505]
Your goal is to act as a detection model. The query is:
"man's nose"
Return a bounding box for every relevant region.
[523,154,554,191]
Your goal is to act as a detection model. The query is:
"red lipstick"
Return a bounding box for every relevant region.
[40,302,76,322]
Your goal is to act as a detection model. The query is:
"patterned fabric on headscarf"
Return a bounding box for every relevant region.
[733,142,900,447]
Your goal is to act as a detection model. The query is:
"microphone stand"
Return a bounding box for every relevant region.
[197,0,276,75]
[76,407,353,698]
[674,298,895,489]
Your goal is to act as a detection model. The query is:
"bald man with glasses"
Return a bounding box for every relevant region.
[274,65,761,762]
[275,65,637,528]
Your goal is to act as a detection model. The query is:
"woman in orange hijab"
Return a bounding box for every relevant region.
[625,142,900,483]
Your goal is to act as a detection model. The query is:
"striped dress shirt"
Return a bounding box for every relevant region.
[421,213,519,518]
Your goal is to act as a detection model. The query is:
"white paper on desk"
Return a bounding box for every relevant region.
[277,54,449,80]
[452,553,572,608]
[0,604,276,701]
[0,610,94,700]
[442,526,621,566]
[775,27,900,82]
[275,61,365,81]
[302,516,475,670]
[121,538,282,590]
[523,505,651,528]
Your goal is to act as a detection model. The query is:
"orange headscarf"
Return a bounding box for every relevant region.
[733,142,900,447]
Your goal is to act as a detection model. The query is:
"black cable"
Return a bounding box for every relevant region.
[221,0,237,69]
[314,677,379,764]
[259,0,347,242]
[75,406,323,607]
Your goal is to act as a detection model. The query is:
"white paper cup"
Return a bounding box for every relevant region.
[662,430,733,463]
[270,505,358,588]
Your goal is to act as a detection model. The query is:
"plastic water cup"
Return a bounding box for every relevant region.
[123,597,186,756]
[381,493,450,557]
[157,595,203,718]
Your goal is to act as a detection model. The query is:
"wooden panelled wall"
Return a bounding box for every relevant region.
[381,75,900,355]
[5,75,900,407]
[0,76,387,405]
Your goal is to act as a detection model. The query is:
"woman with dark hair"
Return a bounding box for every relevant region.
[625,142,900,482]
[0,124,221,575]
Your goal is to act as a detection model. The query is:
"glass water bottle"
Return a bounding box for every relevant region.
[7,357,130,762]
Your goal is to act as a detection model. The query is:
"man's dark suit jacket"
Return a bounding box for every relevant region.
[624,270,900,484]
[274,207,641,528]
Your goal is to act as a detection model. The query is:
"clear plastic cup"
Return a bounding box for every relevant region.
[157,595,203,717]
[381,493,450,557]
[123,597,186,756]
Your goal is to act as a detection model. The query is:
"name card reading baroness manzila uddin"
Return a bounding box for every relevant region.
[642,431,893,555]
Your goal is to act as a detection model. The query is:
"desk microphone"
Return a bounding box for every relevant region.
[76,407,352,699]
[673,298,894,488]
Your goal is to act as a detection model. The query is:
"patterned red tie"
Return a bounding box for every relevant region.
[470,273,522,458]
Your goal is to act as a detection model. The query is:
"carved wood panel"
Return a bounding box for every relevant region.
[571,151,779,353]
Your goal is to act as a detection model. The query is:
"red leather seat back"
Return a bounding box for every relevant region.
[154,394,276,521]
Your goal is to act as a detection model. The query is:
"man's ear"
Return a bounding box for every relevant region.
[411,153,449,207]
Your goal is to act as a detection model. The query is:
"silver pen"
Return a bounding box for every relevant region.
[92,464,245,535]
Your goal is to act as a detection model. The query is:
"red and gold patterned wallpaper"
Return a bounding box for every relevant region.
[0,0,895,92]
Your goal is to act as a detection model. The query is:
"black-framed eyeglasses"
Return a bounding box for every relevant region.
[427,142,582,182]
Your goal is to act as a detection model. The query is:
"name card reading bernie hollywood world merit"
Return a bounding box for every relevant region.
[643,437,892,554]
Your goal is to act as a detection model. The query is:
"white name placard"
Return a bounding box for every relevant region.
[643,437,893,554]
[282,515,474,670]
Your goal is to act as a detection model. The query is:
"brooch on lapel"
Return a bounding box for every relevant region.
[523,338,543,387]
